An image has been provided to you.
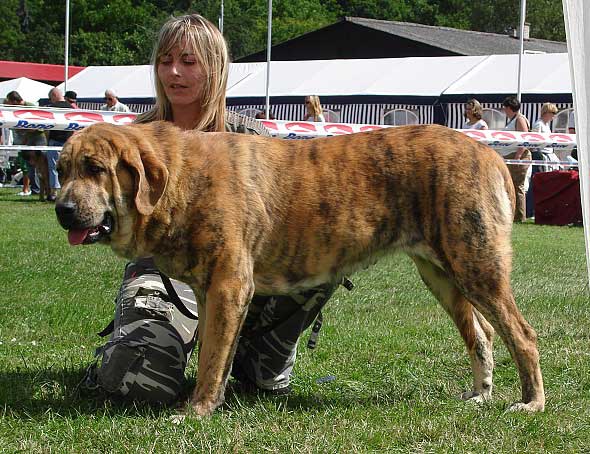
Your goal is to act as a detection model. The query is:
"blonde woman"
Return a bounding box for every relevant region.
[531,102,560,172]
[462,99,488,130]
[304,95,325,122]
[86,14,336,404]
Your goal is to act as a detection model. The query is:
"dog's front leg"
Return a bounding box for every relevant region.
[189,270,253,416]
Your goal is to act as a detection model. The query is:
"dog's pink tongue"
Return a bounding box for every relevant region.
[68,229,90,246]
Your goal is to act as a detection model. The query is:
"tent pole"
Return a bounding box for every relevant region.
[517,0,526,101]
[265,0,272,119]
[219,0,224,34]
[64,0,70,92]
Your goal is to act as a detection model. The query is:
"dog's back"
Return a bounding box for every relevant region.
[187,125,514,295]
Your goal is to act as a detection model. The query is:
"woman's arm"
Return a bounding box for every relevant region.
[516,115,529,132]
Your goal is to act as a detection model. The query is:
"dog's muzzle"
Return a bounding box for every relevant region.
[55,201,113,245]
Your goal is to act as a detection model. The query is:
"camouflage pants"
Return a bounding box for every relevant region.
[89,258,336,402]
[84,259,199,403]
[233,284,335,391]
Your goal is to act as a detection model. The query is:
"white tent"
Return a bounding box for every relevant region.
[0,77,54,104]
[57,54,572,105]
[57,62,267,102]
[226,56,487,98]
[563,0,590,289]
[55,54,575,126]
[442,53,571,97]
[56,65,154,101]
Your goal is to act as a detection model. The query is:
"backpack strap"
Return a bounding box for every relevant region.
[97,319,115,337]
[158,271,199,320]
[306,277,354,349]
[306,311,323,349]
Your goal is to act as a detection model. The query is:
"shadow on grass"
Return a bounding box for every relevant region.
[0,364,412,419]
[222,381,417,414]
[0,366,174,418]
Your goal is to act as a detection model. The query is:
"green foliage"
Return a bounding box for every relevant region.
[0,0,566,65]
[468,0,565,41]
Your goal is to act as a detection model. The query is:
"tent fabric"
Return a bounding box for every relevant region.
[0,60,84,83]
[0,77,55,104]
[442,53,572,97]
[563,0,590,289]
[58,62,267,103]
[56,53,572,104]
[226,56,487,99]
[57,65,154,102]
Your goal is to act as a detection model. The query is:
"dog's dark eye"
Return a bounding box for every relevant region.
[87,164,104,175]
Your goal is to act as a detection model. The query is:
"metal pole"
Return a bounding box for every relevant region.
[219,0,224,34]
[517,0,527,101]
[265,0,272,119]
[64,0,70,92]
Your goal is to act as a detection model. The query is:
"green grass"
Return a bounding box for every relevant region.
[0,187,589,453]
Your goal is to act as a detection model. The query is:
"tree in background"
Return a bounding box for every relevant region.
[461,0,565,42]
[0,0,566,66]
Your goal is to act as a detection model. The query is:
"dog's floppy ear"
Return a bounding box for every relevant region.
[121,142,169,216]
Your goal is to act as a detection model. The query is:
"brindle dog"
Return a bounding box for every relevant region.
[55,121,545,417]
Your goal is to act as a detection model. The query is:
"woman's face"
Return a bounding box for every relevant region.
[157,43,206,109]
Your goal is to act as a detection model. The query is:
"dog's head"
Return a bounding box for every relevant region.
[55,122,168,251]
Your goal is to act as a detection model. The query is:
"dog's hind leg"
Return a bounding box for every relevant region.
[457,270,545,412]
[411,255,495,403]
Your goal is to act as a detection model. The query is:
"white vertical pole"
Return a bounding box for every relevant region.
[517,0,526,101]
[219,0,224,34]
[265,0,272,119]
[64,0,70,92]
[563,0,590,290]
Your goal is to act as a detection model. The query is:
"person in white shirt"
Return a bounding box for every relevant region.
[303,95,325,122]
[100,89,130,112]
[462,98,488,130]
[531,103,560,172]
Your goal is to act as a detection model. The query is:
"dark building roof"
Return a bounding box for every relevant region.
[236,17,567,62]
[0,60,85,84]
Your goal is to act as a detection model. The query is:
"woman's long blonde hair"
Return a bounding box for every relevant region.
[305,95,323,121]
[137,14,229,132]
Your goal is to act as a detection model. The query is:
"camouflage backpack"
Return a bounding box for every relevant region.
[81,259,198,404]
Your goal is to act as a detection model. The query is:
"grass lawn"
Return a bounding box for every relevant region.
[0,187,589,453]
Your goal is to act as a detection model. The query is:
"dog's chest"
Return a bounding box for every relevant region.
[253,272,338,296]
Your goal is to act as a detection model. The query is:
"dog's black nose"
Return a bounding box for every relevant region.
[55,201,77,230]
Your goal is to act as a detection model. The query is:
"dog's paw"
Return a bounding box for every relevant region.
[168,403,212,424]
[168,400,211,424]
[507,401,545,413]
[169,413,187,425]
[461,390,491,404]
[192,401,216,417]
